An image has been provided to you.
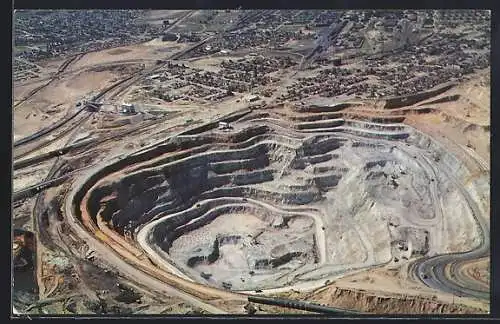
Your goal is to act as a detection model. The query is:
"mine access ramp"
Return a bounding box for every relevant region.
[248,295,365,315]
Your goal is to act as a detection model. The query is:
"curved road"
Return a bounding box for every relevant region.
[250,116,491,300]
[411,157,489,300]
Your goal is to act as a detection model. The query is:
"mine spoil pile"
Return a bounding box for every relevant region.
[70,100,489,313]
[263,287,487,314]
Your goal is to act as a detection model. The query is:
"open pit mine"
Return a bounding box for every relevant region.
[13,9,490,316]
[68,101,489,311]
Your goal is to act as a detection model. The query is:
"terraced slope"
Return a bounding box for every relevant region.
[67,101,489,305]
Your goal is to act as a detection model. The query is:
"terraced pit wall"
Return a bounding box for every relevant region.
[71,109,489,295]
[73,110,254,227]
[384,83,457,109]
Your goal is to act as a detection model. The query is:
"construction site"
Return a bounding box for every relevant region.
[12,9,490,315]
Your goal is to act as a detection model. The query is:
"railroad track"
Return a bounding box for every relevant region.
[16,22,252,313]
[13,137,96,171]
[14,67,137,149]
[27,74,117,303]
[31,154,65,296]
[13,156,107,202]
[14,47,193,197]
[13,68,144,159]
[14,37,158,109]
[14,72,169,204]
[18,14,313,312]
[55,109,260,313]
[15,117,172,198]
[56,53,84,74]
[26,59,157,285]
[14,78,57,109]
[14,105,91,148]
[13,106,242,198]
[14,111,170,175]
[13,113,93,162]
[14,8,246,111]
[14,53,84,109]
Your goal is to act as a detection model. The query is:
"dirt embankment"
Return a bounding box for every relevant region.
[267,286,487,315]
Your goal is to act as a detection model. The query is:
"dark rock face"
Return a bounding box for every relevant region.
[186,235,239,268]
[88,135,338,237]
[254,252,304,269]
[313,174,342,189]
[384,83,456,109]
